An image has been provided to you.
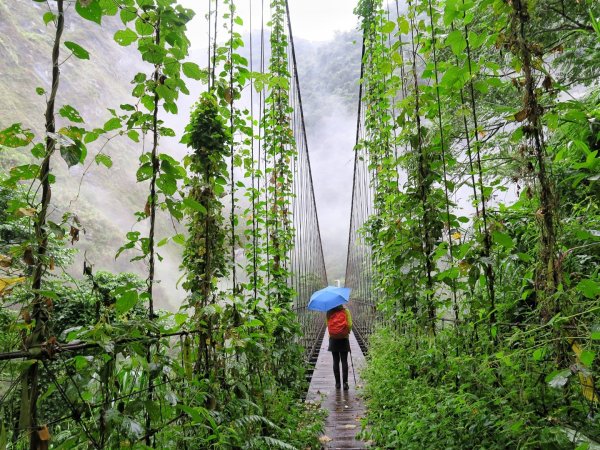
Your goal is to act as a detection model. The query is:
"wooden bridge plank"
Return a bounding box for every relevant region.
[307,329,368,449]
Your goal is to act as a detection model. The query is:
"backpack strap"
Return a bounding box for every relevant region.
[344,308,353,331]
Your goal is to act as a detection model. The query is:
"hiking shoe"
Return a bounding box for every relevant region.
[335,383,341,389]
[343,382,349,391]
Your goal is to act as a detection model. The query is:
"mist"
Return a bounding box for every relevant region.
[0,0,362,310]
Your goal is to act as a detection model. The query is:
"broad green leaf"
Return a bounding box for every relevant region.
[59,105,84,123]
[156,173,177,196]
[576,279,600,299]
[141,43,165,64]
[116,290,138,314]
[94,154,112,168]
[9,164,39,182]
[380,61,392,74]
[172,234,186,246]
[73,355,90,370]
[178,405,209,424]
[43,12,56,25]
[492,231,514,250]
[120,7,136,24]
[532,347,546,361]
[468,31,486,49]
[473,80,489,94]
[175,313,188,326]
[163,101,178,114]
[182,62,203,80]
[0,123,34,148]
[580,350,595,367]
[446,30,467,56]
[84,132,99,143]
[60,140,86,168]
[438,267,460,283]
[127,130,140,142]
[98,0,118,16]
[183,198,207,214]
[75,0,102,24]
[398,16,409,34]
[64,41,90,60]
[114,28,138,46]
[381,20,395,34]
[31,143,45,158]
[141,94,155,111]
[443,7,458,26]
[156,84,175,102]
[136,163,153,182]
[103,117,121,132]
[135,17,154,36]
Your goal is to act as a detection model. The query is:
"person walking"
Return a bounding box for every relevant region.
[326,304,352,390]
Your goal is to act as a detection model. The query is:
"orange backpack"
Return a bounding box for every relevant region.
[328,309,350,339]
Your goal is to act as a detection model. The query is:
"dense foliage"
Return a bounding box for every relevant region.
[353,0,600,448]
[0,0,325,448]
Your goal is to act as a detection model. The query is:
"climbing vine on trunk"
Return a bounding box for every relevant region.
[263,0,296,309]
[181,93,229,379]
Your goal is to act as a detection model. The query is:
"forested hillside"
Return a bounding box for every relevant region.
[0,0,187,307]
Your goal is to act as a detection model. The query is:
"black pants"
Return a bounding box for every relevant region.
[332,351,349,384]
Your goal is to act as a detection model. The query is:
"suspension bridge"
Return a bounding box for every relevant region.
[279,2,376,447]
[8,0,597,447]
[3,0,596,447]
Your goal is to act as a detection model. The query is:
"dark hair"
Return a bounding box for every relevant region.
[328,304,344,313]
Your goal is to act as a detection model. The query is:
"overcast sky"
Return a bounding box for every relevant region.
[179,0,358,43]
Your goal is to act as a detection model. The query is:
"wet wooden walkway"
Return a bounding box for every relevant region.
[307,330,368,449]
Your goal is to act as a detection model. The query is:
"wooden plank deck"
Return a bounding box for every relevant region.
[307,330,368,449]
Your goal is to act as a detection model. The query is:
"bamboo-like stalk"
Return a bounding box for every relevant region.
[408,0,436,335]
[463,0,497,334]
[426,0,460,326]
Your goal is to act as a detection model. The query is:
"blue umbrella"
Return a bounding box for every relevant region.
[307,286,352,312]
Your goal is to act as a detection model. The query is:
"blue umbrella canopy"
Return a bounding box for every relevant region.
[307,286,352,312]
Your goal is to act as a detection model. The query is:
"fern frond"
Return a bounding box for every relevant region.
[243,436,298,450]
[232,414,278,431]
